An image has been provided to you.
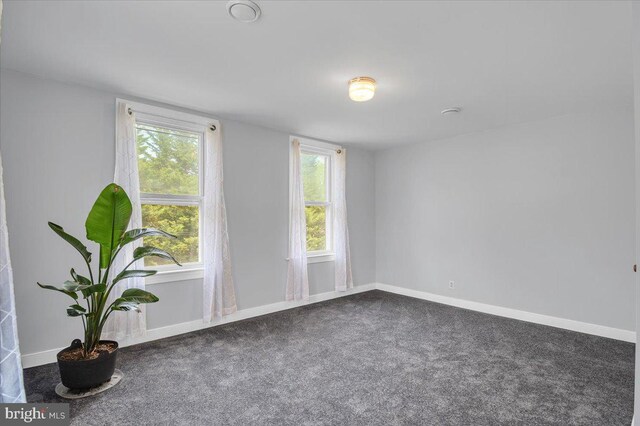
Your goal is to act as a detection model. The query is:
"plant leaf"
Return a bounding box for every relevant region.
[120,288,159,304]
[37,282,78,300]
[70,268,92,286]
[70,304,86,312]
[49,223,92,264]
[120,228,176,247]
[112,299,141,312]
[62,280,91,293]
[85,183,132,269]
[109,288,159,314]
[112,269,157,286]
[80,283,107,298]
[132,246,181,266]
[67,304,86,317]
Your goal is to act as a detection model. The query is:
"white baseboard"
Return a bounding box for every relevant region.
[375,283,636,343]
[21,283,376,368]
[21,281,635,368]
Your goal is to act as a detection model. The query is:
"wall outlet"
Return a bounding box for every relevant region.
[449,281,455,289]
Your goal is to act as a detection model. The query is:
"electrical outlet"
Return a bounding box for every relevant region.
[449,281,455,289]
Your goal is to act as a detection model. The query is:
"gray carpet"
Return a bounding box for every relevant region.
[24,290,634,425]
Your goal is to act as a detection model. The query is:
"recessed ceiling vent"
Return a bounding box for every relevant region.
[227,0,261,23]
[441,107,462,115]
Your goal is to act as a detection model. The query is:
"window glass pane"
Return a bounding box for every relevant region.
[137,124,200,196]
[301,152,327,202]
[305,205,327,252]
[141,204,199,266]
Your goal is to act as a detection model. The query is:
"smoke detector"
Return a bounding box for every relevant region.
[227,0,261,23]
[441,107,462,115]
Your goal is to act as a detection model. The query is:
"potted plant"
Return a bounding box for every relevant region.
[38,183,180,390]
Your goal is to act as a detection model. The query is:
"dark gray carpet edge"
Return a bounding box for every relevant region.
[24,290,634,425]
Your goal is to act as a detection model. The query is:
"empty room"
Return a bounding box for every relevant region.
[1,1,640,425]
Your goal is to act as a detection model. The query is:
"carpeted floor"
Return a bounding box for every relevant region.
[24,290,634,425]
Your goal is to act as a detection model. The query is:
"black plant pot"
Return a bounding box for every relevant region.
[56,339,118,390]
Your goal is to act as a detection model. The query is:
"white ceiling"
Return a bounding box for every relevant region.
[0,1,634,149]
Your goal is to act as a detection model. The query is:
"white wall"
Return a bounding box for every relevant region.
[0,69,376,356]
[2,66,635,365]
[376,111,636,331]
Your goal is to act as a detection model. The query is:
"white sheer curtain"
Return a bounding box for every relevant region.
[333,149,353,291]
[103,102,146,340]
[286,139,309,301]
[0,0,26,403]
[203,125,237,322]
[0,154,26,403]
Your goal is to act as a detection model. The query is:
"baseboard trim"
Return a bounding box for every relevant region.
[21,283,376,368]
[375,283,636,343]
[21,281,635,368]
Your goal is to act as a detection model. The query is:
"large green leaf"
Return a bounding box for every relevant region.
[37,282,78,300]
[62,280,91,293]
[120,288,160,303]
[67,304,86,317]
[49,223,92,264]
[80,283,107,298]
[111,288,159,313]
[110,289,158,314]
[132,246,181,266]
[70,268,92,286]
[119,228,176,247]
[85,184,132,268]
[112,269,157,286]
[111,299,140,312]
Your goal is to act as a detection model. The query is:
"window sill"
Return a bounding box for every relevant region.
[307,253,335,264]
[145,267,204,285]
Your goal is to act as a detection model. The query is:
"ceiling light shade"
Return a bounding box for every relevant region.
[348,77,376,102]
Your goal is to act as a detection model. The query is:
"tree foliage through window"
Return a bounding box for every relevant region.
[137,124,201,266]
[301,152,329,252]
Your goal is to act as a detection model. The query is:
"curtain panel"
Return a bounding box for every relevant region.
[104,102,146,340]
[203,126,237,322]
[286,139,309,301]
[0,154,26,403]
[0,0,27,403]
[334,149,353,292]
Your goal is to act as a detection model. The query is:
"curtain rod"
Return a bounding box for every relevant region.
[295,138,343,154]
[127,107,216,131]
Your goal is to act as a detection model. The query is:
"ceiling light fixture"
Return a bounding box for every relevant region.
[227,0,261,23]
[348,77,376,102]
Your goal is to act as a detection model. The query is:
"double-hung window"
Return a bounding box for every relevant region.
[126,101,213,282]
[293,138,337,263]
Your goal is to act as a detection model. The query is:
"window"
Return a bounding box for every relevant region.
[116,99,222,286]
[136,121,204,271]
[292,138,337,263]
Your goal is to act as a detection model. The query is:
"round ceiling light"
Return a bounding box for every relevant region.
[348,77,376,102]
[227,0,261,23]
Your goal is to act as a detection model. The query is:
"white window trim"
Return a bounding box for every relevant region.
[145,267,204,285]
[289,135,342,264]
[119,99,219,284]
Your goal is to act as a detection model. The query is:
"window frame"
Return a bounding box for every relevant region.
[117,99,219,284]
[289,136,340,264]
